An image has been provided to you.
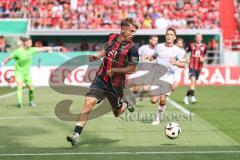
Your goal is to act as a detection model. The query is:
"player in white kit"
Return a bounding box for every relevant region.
[128,35,158,105]
[150,28,186,125]
[173,37,187,90]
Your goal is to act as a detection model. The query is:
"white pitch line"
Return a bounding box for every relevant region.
[0,89,28,100]
[0,116,56,120]
[0,89,191,118]
[167,98,194,116]
[0,151,239,157]
[0,114,114,120]
[0,91,17,99]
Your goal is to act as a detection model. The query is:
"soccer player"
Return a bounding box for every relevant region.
[66,18,139,146]
[150,28,186,125]
[1,36,52,108]
[130,35,158,103]
[184,33,207,105]
[173,37,187,90]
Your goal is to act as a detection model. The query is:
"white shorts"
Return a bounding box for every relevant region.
[160,73,175,86]
[149,73,174,96]
[174,68,183,83]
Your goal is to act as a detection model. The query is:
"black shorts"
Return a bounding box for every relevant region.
[189,68,201,80]
[86,76,123,110]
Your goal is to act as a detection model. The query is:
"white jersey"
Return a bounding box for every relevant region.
[138,44,156,63]
[174,48,187,81]
[154,43,185,85]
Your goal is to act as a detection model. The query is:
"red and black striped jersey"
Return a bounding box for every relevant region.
[96,34,139,87]
[188,42,207,71]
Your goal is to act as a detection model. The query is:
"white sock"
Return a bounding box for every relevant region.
[155,105,166,122]
[76,122,83,127]
[158,105,166,112]
[159,105,166,121]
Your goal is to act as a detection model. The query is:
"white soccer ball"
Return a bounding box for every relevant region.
[165,122,181,139]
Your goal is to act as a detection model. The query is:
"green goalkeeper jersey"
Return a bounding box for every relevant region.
[10,47,39,74]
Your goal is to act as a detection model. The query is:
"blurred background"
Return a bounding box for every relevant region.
[0,0,239,86]
[0,1,240,159]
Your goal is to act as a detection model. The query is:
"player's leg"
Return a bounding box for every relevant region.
[67,96,98,146]
[139,85,150,101]
[15,72,24,108]
[26,85,35,107]
[16,82,24,108]
[150,95,159,104]
[111,99,128,117]
[107,87,134,117]
[66,76,106,146]
[190,69,200,103]
[127,85,140,106]
[114,100,134,117]
[185,68,200,104]
[152,95,167,125]
[189,76,197,103]
[127,68,147,105]
[184,69,195,105]
[184,76,195,105]
[24,74,35,107]
[77,96,98,126]
[185,76,196,104]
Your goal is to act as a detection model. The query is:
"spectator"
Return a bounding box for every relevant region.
[0,35,7,52]
[80,42,89,51]
[92,42,102,51]
[142,14,152,29]
[232,32,240,51]
[34,40,43,47]
[207,38,219,64]
[155,16,169,30]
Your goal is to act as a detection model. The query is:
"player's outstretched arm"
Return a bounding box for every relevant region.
[1,56,11,68]
[89,50,105,62]
[36,47,54,53]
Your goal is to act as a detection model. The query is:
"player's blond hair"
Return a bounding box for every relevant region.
[120,18,139,29]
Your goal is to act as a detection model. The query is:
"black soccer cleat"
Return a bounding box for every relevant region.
[122,100,135,113]
[127,104,135,113]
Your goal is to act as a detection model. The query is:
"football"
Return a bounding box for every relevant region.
[165,122,181,139]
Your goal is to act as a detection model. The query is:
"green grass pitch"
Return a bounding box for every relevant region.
[0,86,239,160]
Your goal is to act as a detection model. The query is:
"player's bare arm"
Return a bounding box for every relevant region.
[200,56,205,62]
[1,56,11,66]
[36,47,53,52]
[89,50,105,62]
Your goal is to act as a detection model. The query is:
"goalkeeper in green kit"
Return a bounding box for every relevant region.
[1,36,53,108]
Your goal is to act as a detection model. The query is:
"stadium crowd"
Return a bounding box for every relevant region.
[0,0,220,29]
[235,0,240,30]
[233,0,240,50]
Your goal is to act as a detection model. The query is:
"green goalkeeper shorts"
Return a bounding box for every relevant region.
[15,71,32,86]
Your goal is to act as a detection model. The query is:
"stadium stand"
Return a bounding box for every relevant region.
[0,0,238,53]
[221,0,240,50]
[235,0,240,31]
[233,0,240,50]
[0,0,220,30]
